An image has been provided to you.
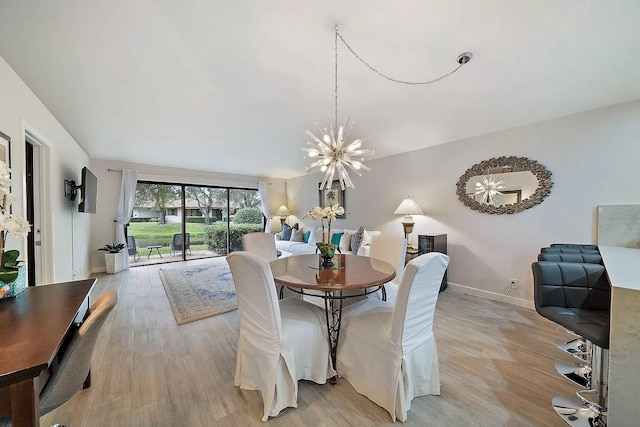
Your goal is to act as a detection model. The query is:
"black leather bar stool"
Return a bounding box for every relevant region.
[532,261,610,427]
[536,251,604,389]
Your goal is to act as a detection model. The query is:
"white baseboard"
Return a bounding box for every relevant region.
[446,282,535,310]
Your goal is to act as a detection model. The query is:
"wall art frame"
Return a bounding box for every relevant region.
[319,180,346,218]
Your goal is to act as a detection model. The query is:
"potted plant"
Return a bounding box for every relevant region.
[303,204,344,267]
[99,243,126,274]
[0,159,31,299]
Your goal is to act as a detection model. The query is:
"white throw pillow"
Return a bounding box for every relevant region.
[360,229,372,247]
[339,232,352,252]
[290,228,305,242]
[308,228,324,246]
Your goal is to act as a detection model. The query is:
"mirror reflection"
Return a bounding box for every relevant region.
[466,170,538,206]
[456,156,553,214]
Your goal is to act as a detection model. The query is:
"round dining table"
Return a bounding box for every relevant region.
[270,254,396,377]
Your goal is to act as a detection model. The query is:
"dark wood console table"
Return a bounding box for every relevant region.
[0,279,95,427]
[416,234,448,292]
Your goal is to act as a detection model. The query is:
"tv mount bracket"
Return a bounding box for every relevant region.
[64,179,81,201]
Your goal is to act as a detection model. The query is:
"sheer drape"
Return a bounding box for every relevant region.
[257,181,271,232]
[114,169,138,270]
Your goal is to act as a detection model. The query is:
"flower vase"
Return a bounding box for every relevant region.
[0,265,27,299]
[316,243,336,268]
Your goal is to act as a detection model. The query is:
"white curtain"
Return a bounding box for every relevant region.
[258,181,271,232]
[114,169,138,270]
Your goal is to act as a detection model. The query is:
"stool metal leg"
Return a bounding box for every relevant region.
[553,346,608,427]
[555,338,590,361]
[555,361,591,388]
[552,395,603,427]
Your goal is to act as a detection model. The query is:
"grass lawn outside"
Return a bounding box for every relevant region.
[128,222,207,252]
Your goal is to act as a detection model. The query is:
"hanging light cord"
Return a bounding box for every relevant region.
[334,25,339,130]
[335,25,472,87]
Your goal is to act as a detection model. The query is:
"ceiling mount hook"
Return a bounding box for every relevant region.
[457,52,473,65]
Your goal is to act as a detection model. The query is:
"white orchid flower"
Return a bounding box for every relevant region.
[0,160,10,177]
[2,215,31,236]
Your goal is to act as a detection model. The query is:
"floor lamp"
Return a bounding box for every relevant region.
[394,197,424,248]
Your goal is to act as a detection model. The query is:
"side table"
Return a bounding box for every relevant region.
[146,245,163,259]
[417,234,448,292]
[405,248,420,263]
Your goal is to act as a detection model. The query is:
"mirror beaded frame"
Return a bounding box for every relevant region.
[456,156,553,214]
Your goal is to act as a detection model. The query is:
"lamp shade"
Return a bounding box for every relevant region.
[394,197,424,216]
[276,205,290,217]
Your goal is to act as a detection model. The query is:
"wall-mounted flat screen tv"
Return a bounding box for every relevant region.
[78,167,97,214]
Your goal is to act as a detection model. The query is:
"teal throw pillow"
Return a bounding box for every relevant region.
[331,232,344,246]
[304,230,311,243]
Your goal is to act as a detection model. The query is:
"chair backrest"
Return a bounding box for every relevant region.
[550,243,599,250]
[242,232,278,262]
[172,233,191,249]
[389,253,449,352]
[540,246,599,254]
[127,236,137,255]
[39,290,118,416]
[369,235,407,282]
[537,252,602,264]
[532,261,610,311]
[227,252,282,349]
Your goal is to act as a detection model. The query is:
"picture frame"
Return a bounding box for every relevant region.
[0,130,10,167]
[319,180,346,219]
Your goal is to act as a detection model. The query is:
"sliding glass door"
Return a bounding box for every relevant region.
[128,181,262,265]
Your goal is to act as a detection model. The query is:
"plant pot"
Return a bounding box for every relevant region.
[316,243,337,267]
[105,253,123,274]
[0,265,27,299]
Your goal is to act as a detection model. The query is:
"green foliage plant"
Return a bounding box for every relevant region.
[98,243,126,253]
[203,223,264,253]
[233,207,264,224]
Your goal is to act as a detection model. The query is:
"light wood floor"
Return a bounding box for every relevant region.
[42,260,578,426]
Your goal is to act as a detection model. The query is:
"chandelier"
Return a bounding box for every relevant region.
[304,25,473,190]
[473,174,505,205]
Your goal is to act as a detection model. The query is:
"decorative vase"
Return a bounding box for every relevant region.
[105,253,124,274]
[0,265,27,299]
[316,243,336,267]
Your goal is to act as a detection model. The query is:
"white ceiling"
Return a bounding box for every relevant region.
[1,1,639,179]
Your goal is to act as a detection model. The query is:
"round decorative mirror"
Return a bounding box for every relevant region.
[456,156,553,214]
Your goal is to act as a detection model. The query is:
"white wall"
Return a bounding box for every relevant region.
[0,55,91,283]
[89,159,286,273]
[287,100,640,306]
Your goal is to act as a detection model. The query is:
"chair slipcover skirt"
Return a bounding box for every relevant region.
[337,253,449,422]
[228,252,335,421]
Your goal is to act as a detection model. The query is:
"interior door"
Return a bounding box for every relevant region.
[25,141,35,286]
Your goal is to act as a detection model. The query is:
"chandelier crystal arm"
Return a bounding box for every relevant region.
[335,28,472,86]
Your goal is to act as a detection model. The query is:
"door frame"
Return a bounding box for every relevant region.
[24,124,53,285]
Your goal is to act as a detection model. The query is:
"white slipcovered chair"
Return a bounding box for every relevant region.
[226,252,335,421]
[336,252,450,422]
[242,232,278,262]
[369,235,407,302]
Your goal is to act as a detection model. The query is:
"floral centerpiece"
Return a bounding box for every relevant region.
[304,203,344,267]
[0,159,32,299]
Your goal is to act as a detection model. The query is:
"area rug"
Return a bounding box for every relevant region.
[159,258,237,325]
